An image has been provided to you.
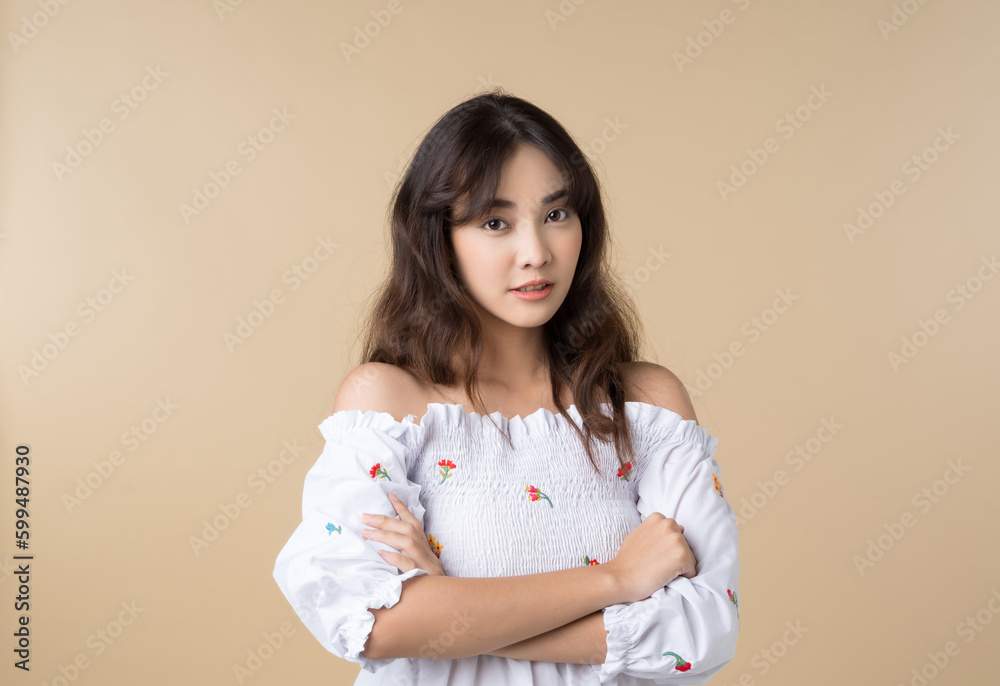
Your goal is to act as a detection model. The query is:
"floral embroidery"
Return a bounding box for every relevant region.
[326,523,341,535]
[728,588,740,620]
[617,461,633,481]
[438,459,456,484]
[584,555,600,566]
[713,473,724,497]
[525,485,553,508]
[427,534,443,558]
[662,651,692,672]
[369,462,391,481]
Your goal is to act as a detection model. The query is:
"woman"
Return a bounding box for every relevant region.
[272,89,740,684]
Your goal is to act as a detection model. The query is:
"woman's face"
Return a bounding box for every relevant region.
[449,144,583,330]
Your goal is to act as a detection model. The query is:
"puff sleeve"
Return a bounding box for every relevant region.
[272,410,430,674]
[593,407,741,684]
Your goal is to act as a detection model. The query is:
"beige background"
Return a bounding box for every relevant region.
[2,0,999,684]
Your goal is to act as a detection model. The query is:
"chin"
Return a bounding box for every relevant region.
[505,304,563,328]
[475,290,566,325]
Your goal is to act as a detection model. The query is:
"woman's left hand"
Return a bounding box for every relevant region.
[361,493,446,576]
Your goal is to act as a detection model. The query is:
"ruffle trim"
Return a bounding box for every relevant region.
[341,565,430,673]
[318,409,423,448]
[593,601,640,681]
[318,401,717,449]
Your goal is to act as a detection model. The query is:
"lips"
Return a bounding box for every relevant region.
[511,279,553,290]
[509,283,554,300]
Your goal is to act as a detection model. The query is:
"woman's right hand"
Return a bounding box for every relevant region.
[605,513,697,604]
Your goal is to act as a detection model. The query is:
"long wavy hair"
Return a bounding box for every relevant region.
[356,87,647,475]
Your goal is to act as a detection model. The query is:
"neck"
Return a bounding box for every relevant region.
[447,323,550,396]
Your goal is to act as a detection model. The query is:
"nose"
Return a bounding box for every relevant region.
[514,222,552,269]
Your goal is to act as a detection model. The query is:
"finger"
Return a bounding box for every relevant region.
[377,549,413,573]
[386,493,411,521]
[362,511,406,534]
[370,526,438,565]
[365,528,418,554]
[378,542,435,576]
[389,493,415,519]
[368,496,418,533]
[387,493,422,528]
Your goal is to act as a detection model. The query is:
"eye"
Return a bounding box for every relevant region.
[480,218,509,232]
[479,208,571,232]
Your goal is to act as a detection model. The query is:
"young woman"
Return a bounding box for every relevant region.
[273,89,740,684]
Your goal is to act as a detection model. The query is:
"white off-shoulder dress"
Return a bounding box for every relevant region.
[272,401,740,685]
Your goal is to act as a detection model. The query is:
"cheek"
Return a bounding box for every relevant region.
[558,225,584,262]
[454,238,506,284]
[476,255,509,285]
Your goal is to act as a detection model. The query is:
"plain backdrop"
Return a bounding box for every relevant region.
[2,0,999,684]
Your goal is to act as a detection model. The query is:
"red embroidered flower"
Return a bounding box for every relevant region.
[713,473,724,497]
[584,556,600,566]
[438,459,456,484]
[525,485,553,508]
[427,534,442,558]
[662,651,691,671]
[369,462,391,481]
[728,588,740,620]
[617,461,633,481]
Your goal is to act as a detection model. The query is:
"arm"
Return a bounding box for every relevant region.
[485,611,609,664]
[593,405,740,683]
[362,490,615,664]
[365,564,623,661]
[274,363,631,671]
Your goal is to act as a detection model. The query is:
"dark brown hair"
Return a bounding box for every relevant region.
[356,87,647,474]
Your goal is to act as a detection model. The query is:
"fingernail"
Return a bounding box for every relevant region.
[389,493,398,501]
[361,513,371,521]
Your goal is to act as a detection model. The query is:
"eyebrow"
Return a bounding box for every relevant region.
[488,188,568,210]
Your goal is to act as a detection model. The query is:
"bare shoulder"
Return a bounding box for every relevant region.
[619,361,699,423]
[331,362,422,422]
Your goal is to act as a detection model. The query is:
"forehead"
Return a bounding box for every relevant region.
[483,147,570,211]
[495,145,567,197]
[450,144,573,224]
